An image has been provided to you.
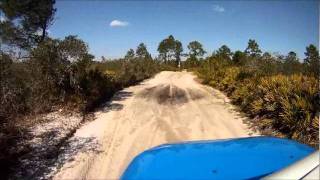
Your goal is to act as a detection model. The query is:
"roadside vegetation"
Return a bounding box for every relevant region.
[182,40,319,147]
[0,0,318,178]
[0,1,164,178]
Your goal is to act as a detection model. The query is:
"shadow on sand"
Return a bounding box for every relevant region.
[14,90,135,179]
[99,90,133,113]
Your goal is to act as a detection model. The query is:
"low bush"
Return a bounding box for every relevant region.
[193,51,319,147]
[79,69,117,111]
[247,75,318,145]
[0,38,165,178]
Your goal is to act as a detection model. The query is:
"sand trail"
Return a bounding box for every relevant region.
[53,71,256,179]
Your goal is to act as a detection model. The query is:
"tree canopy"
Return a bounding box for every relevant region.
[136,43,151,59]
[216,45,232,61]
[158,35,183,66]
[187,41,206,59]
[232,50,246,65]
[125,49,135,60]
[0,0,56,49]
[304,44,319,76]
[244,39,262,58]
[286,51,299,62]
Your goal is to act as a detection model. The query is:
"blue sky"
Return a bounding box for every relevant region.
[50,0,319,59]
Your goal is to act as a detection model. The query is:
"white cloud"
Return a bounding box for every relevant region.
[213,5,225,13]
[109,20,129,27]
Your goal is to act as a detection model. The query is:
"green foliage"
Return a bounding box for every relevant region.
[282,51,304,75]
[0,35,110,118]
[0,53,29,121]
[216,45,232,61]
[192,43,319,147]
[136,43,151,59]
[0,2,57,176]
[183,41,206,69]
[232,50,246,65]
[26,36,94,110]
[157,35,183,66]
[232,75,318,146]
[124,49,135,60]
[183,55,199,69]
[255,52,282,76]
[0,3,167,178]
[304,44,319,77]
[244,39,262,58]
[174,40,183,66]
[118,58,158,85]
[79,69,116,111]
[87,43,164,108]
[0,0,56,48]
[187,41,206,59]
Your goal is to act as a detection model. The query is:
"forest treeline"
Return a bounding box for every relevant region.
[0,0,318,178]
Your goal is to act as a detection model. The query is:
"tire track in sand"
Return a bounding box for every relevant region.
[53,71,258,180]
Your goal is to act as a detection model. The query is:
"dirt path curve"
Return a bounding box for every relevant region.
[53,71,257,179]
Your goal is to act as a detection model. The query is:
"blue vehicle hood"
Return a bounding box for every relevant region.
[121,137,315,180]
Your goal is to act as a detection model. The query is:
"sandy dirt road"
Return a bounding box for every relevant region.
[53,71,256,179]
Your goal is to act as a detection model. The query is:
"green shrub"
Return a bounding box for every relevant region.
[251,75,318,145]
[79,69,116,111]
[0,53,30,121]
[193,53,319,147]
[229,74,318,146]
[220,67,241,94]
